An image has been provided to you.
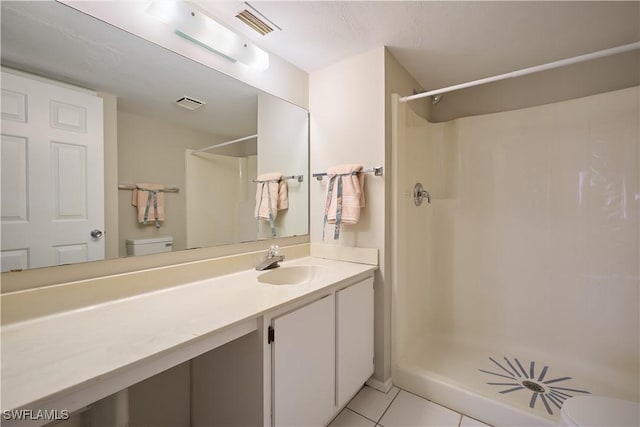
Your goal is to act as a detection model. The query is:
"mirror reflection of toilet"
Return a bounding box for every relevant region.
[126,237,173,256]
[559,396,639,427]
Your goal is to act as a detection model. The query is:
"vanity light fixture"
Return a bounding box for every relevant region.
[146,1,270,71]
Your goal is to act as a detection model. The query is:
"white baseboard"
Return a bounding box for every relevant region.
[366,376,393,393]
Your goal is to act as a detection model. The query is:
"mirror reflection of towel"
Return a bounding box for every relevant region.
[255,173,288,237]
[254,173,288,221]
[131,183,165,225]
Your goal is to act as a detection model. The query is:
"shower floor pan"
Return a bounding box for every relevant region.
[393,336,637,427]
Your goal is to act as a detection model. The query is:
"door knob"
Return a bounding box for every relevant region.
[90,229,104,239]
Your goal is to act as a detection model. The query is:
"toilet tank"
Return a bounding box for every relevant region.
[126,236,173,256]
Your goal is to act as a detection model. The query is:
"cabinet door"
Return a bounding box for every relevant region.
[336,277,374,408]
[272,294,335,427]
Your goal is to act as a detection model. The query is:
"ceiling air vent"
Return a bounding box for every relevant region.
[176,96,205,111]
[235,8,275,36]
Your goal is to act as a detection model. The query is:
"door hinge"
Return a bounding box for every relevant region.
[268,326,275,344]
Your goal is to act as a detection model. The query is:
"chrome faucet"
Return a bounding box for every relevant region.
[255,244,285,271]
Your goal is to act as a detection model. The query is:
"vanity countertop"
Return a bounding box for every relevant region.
[1,257,376,415]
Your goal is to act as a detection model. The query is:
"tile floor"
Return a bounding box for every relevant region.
[328,386,492,427]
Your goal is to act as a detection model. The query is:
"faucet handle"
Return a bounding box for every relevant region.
[267,244,280,258]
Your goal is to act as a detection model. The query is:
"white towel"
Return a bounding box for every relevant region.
[131,183,165,225]
[326,164,365,225]
[254,172,288,220]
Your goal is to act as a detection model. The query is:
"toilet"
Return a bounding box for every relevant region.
[559,396,639,427]
[126,236,173,256]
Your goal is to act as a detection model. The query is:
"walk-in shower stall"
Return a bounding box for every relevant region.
[391,54,639,424]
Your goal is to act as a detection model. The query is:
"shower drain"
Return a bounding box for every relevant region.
[479,356,591,416]
[522,380,546,393]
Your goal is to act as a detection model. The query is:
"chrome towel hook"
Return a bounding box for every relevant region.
[413,182,431,205]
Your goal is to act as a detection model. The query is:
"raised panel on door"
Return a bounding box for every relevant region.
[272,295,335,427]
[0,70,104,271]
[1,134,28,222]
[1,89,27,122]
[1,249,29,272]
[336,277,375,408]
[51,141,87,220]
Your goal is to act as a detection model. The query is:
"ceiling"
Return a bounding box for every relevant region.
[198,1,640,93]
[3,1,638,128]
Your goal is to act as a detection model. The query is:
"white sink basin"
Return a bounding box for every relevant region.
[258,266,324,285]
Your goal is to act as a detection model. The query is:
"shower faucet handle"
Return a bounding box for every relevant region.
[413,183,431,205]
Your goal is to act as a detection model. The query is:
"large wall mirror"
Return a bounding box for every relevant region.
[0,1,309,272]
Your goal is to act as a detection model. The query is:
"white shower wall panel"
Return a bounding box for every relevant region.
[453,88,637,368]
[393,86,639,422]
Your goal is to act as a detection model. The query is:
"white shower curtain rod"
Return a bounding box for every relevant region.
[191,134,257,154]
[399,42,640,103]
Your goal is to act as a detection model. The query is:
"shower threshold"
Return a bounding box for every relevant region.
[392,336,637,427]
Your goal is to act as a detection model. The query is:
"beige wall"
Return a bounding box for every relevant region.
[128,363,190,427]
[310,47,389,382]
[99,93,119,260]
[382,49,431,383]
[308,46,431,385]
[117,111,226,255]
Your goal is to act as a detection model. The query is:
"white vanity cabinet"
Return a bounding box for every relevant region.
[271,294,336,427]
[336,276,374,409]
[3,255,377,427]
[266,275,375,427]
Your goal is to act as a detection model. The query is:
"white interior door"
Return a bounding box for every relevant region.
[1,70,104,271]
